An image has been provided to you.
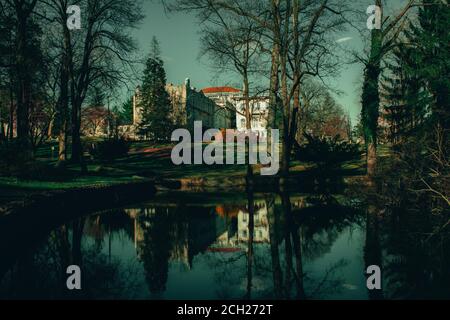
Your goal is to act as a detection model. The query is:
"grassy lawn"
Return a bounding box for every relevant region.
[0,139,373,203]
[0,141,248,196]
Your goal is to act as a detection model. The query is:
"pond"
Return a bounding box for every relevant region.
[0,189,449,300]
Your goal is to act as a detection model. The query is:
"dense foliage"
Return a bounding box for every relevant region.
[89,138,130,162]
[295,134,362,171]
[380,1,449,211]
[138,38,173,142]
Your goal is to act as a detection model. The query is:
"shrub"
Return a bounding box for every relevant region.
[0,140,30,168]
[0,141,74,181]
[295,134,362,171]
[89,137,130,161]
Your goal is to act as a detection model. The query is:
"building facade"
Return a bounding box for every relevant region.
[128,81,270,140]
[235,97,270,139]
[167,78,217,131]
[201,86,240,129]
[202,86,270,138]
[132,78,217,136]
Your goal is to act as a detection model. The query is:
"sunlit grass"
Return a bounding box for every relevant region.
[0,140,368,194]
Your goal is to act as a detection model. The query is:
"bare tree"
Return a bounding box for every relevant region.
[3,0,39,156]
[173,0,353,180]
[200,13,264,130]
[191,5,268,178]
[39,0,77,165]
[66,0,143,166]
[40,0,143,167]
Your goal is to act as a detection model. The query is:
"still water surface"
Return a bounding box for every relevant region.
[0,190,448,300]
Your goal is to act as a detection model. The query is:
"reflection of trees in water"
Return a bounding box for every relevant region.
[138,208,171,295]
[0,192,367,300]
[274,191,362,299]
[266,193,283,299]
[378,205,450,299]
[201,190,363,300]
[84,209,135,251]
[295,196,364,261]
[135,204,221,296]
[364,204,384,300]
[0,214,141,299]
[208,252,246,299]
[352,178,450,300]
[245,188,255,299]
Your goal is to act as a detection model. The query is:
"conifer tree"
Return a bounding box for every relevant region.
[382,1,449,145]
[118,97,133,125]
[382,44,428,143]
[408,1,449,132]
[138,37,173,141]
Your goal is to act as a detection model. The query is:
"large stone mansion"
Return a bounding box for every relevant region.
[122,78,269,139]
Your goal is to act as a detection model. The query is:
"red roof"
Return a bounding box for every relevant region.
[201,86,241,94]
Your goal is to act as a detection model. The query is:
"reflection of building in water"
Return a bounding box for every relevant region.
[212,201,270,249]
[124,207,228,269]
[238,202,269,243]
[121,200,274,274]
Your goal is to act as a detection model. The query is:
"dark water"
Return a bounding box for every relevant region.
[0,189,449,300]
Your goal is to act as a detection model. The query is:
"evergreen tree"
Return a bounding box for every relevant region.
[408,1,450,131]
[382,43,429,144]
[382,1,449,145]
[118,97,133,125]
[138,37,173,141]
[381,1,449,208]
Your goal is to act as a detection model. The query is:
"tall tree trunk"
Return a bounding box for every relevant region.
[71,99,82,163]
[15,7,33,156]
[268,42,280,129]
[279,46,290,180]
[279,0,292,181]
[47,117,54,138]
[57,88,68,164]
[243,74,254,182]
[361,2,383,177]
[8,84,14,140]
[58,117,67,162]
[7,25,14,141]
[0,107,4,142]
[57,16,73,165]
[70,19,94,169]
[362,62,382,177]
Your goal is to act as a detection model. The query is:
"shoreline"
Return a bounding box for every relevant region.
[0,180,157,219]
[0,171,372,217]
